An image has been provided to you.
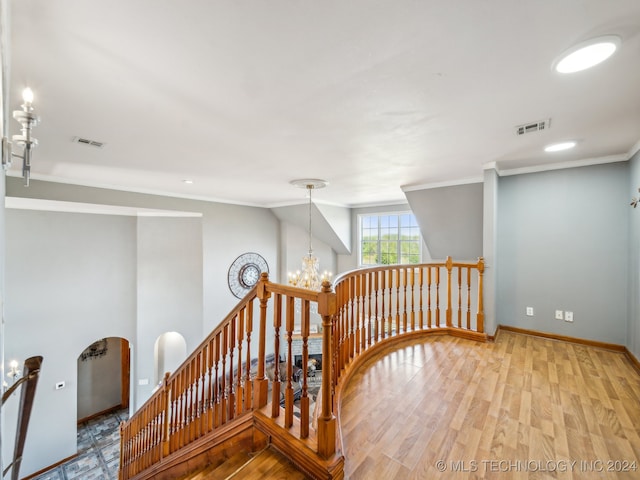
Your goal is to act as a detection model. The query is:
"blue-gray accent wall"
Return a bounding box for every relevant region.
[496,162,629,345]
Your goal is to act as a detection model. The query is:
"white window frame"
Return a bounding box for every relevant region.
[357,211,422,267]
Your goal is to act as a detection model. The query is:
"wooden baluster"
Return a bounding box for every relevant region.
[168,377,177,452]
[195,352,203,438]
[349,275,362,361]
[359,274,365,345]
[402,267,408,332]
[351,279,359,354]
[427,267,432,328]
[188,360,195,443]
[374,270,380,342]
[300,299,310,439]
[457,266,462,328]
[198,348,207,437]
[244,302,253,411]
[365,272,375,347]
[395,268,400,335]
[177,368,184,449]
[213,333,220,428]
[380,269,387,339]
[221,325,228,425]
[446,256,453,328]
[435,266,441,327]
[466,267,472,329]
[228,317,236,421]
[418,266,424,329]
[334,284,344,371]
[236,309,245,415]
[285,295,295,428]
[272,294,282,418]
[364,273,371,346]
[409,267,415,331]
[477,257,485,333]
[206,339,214,433]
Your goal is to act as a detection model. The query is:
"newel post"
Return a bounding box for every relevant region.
[476,257,485,333]
[254,272,271,408]
[161,371,171,458]
[445,256,453,327]
[317,280,337,458]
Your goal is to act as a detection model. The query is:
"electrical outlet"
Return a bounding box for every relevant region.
[526,307,534,316]
[555,310,564,320]
[565,311,574,322]
[55,381,65,390]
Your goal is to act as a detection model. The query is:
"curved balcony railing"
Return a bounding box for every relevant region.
[119,257,485,480]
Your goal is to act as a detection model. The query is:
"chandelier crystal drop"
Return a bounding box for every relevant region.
[287,179,332,290]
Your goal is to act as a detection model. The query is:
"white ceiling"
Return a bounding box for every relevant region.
[6,1,640,208]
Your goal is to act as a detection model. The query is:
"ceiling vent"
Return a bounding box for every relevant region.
[515,119,550,136]
[72,136,105,148]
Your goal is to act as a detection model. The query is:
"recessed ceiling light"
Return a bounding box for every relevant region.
[182,179,194,184]
[544,141,576,153]
[553,35,620,73]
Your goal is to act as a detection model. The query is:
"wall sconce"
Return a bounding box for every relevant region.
[2,87,40,186]
[7,360,21,383]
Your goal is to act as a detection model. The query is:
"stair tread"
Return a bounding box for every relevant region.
[213,447,309,480]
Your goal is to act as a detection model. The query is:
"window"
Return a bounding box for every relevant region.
[359,212,422,266]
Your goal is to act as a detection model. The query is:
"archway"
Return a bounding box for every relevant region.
[77,337,130,422]
[154,332,187,387]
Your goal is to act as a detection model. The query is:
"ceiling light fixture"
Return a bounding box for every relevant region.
[2,87,41,186]
[287,179,331,291]
[544,141,576,153]
[553,35,621,73]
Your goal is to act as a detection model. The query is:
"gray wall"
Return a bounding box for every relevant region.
[4,178,280,476]
[496,162,629,344]
[4,210,137,475]
[628,151,640,358]
[136,216,202,403]
[405,183,483,261]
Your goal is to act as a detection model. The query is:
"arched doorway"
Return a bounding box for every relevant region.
[154,332,187,387]
[77,337,130,422]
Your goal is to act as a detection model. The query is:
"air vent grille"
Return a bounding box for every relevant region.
[515,119,550,136]
[72,136,105,148]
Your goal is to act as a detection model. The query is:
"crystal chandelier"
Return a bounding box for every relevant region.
[288,179,332,290]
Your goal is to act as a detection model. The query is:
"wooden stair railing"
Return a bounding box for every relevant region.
[331,257,486,392]
[119,257,485,480]
[2,355,44,480]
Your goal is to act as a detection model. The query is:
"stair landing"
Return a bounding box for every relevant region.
[179,447,310,479]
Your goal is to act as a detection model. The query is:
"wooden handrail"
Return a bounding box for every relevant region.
[119,257,485,479]
[2,356,43,480]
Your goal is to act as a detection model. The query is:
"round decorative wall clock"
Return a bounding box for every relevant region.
[227,252,269,298]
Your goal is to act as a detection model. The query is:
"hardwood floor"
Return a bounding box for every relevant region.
[339,330,640,479]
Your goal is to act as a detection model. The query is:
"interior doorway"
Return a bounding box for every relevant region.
[154,332,187,387]
[77,337,130,423]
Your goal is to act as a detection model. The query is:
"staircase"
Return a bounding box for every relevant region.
[177,448,309,479]
[119,258,487,480]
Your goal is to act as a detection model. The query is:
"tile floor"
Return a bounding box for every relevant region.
[30,408,128,480]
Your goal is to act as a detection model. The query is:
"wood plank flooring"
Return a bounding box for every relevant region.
[339,330,640,479]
